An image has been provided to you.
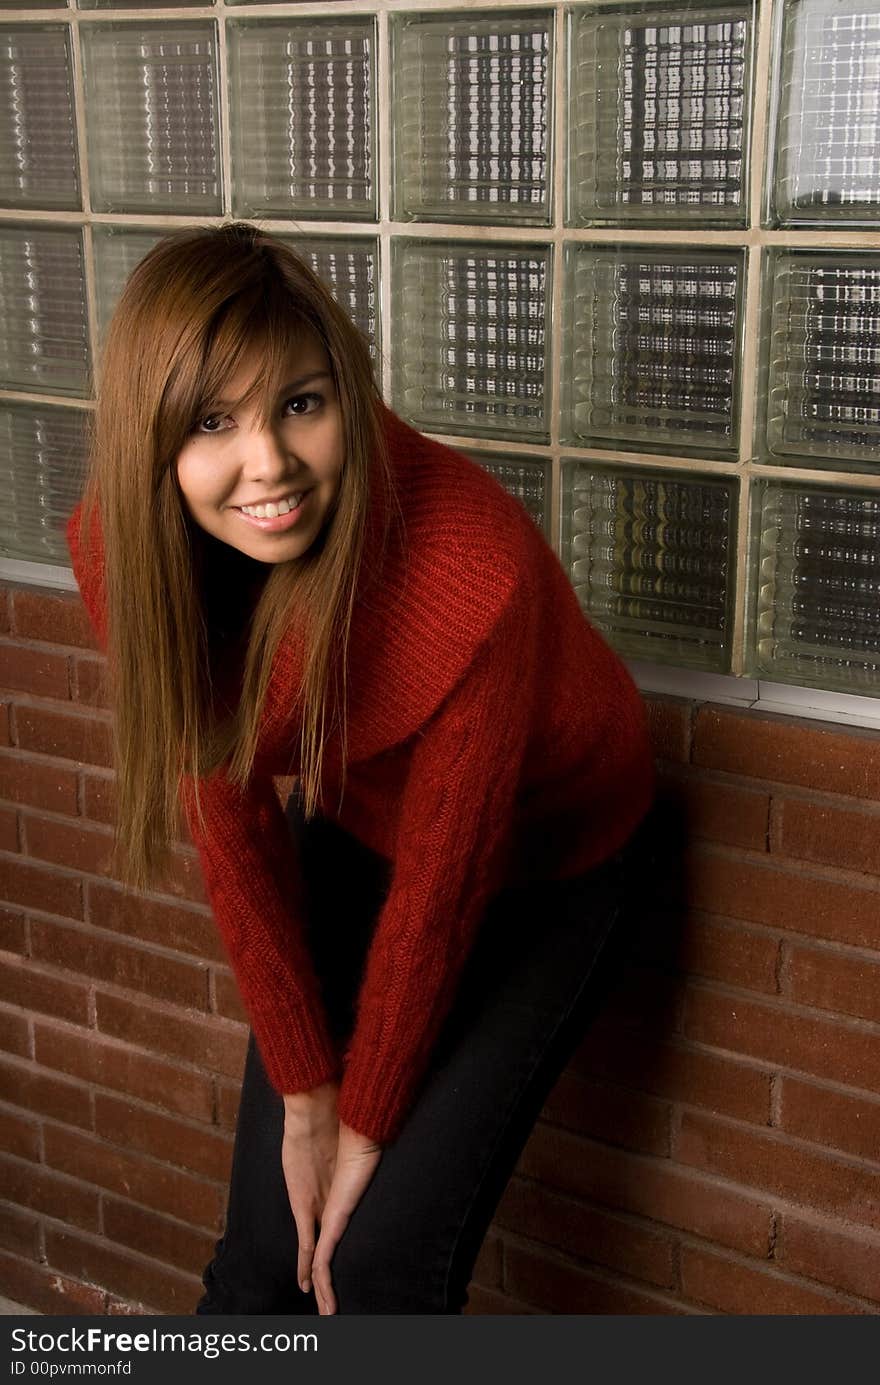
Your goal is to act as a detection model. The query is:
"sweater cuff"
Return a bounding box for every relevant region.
[249,999,344,1098]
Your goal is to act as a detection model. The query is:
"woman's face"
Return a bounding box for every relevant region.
[175,333,345,565]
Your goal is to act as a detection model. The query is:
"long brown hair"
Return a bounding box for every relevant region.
[77,222,403,893]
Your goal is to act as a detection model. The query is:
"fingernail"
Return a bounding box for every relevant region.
[302,1278,311,1294]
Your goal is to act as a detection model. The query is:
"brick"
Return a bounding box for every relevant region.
[0,1054,93,1130]
[71,656,109,709]
[95,992,246,1079]
[645,697,692,764]
[0,1107,40,1161]
[581,962,686,1037]
[0,1154,99,1231]
[43,1125,225,1230]
[495,1175,676,1289]
[677,1109,880,1231]
[94,1094,233,1182]
[0,1201,40,1258]
[0,590,10,633]
[0,855,83,922]
[0,906,26,955]
[658,769,769,852]
[105,1298,155,1316]
[102,1197,216,1275]
[693,706,880,799]
[576,1028,772,1125]
[0,643,71,700]
[12,589,95,650]
[216,1080,241,1132]
[463,1284,538,1314]
[780,1212,880,1304]
[33,1021,214,1122]
[0,953,90,1025]
[81,770,114,824]
[0,703,9,747]
[786,943,880,1026]
[635,910,781,995]
[31,919,209,1009]
[25,815,115,878]
[680,845,880,949]
[213,969,248,1024]
[516,1122,772,1256]
[471,1230,502,1290]
[541,1069,671,1156]
[503,1242,690,1315]
[45,1227,202,1315]
[0,1248,105,1315]
[679,1243,868,1314]
[684,984,880,1092]
[85,880,224,962]
[16,705,112,769]
[773,796,880,878]
[0,753,79,815]
[131,845,206,906]
[0,805,17,852]
[0,1005,31,1058]
[780,1077,880,1167]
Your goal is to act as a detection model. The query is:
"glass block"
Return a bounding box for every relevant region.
[391,238,550,442]
[91,225,167,345]
[768,0,880,226]
[566,2,754,227]
[748,480,880,694]
[229,18,376,220]
[462,450,551,533]
[759,250,880,471]
[0,25,80,211]
[0,401,88,564]
[562,243,744,458]
[0,223,90,397]
[79,0,210,7]
[80,22,222,215]
[562,461,736,671]
[391,9,553,225]
[274,234,380,366]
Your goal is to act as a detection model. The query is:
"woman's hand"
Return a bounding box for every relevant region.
[281,1081,341,1300]
[310,1121,384,1315]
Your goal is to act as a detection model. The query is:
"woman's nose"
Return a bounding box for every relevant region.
[240,424,293,475]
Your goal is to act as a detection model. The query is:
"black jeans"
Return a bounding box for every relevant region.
[194,791,647,1315]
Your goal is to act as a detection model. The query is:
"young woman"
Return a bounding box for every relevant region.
[66,221,657,1316]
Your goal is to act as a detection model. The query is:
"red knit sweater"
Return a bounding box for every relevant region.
[66,402,656,1145]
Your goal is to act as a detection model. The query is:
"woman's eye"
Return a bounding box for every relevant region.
[282,393,322,417]
[195,413,230,435]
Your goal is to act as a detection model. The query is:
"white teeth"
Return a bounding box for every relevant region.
[241,493,303,518]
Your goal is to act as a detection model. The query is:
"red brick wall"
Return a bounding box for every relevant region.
[1,580,879,1315]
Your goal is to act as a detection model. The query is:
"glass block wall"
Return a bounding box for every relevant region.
[1,0,878,706]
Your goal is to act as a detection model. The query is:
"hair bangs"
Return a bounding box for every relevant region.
[194,283,317,431]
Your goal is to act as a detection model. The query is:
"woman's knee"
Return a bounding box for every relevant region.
[330,1221,453,1314]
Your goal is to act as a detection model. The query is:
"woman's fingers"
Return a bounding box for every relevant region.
[294,1214,317,1295]
[311,1206,349,1315]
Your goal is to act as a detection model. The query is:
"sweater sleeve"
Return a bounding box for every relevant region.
[65,498,341,1095]
[336,584,537,1145]
[179,770,342,1094]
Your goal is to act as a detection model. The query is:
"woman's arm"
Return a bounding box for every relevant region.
[336,583,538,1146]
[180,767,341,1094]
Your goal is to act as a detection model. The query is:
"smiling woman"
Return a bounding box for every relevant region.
[175,345,345,561]
[66,221,656,1316]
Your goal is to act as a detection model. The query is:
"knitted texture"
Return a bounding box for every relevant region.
[66,401,657,1145]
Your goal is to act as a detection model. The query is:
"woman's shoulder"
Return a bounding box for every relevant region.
[382,406,540,612]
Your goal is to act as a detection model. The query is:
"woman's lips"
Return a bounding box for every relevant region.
[233,492,311,532]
